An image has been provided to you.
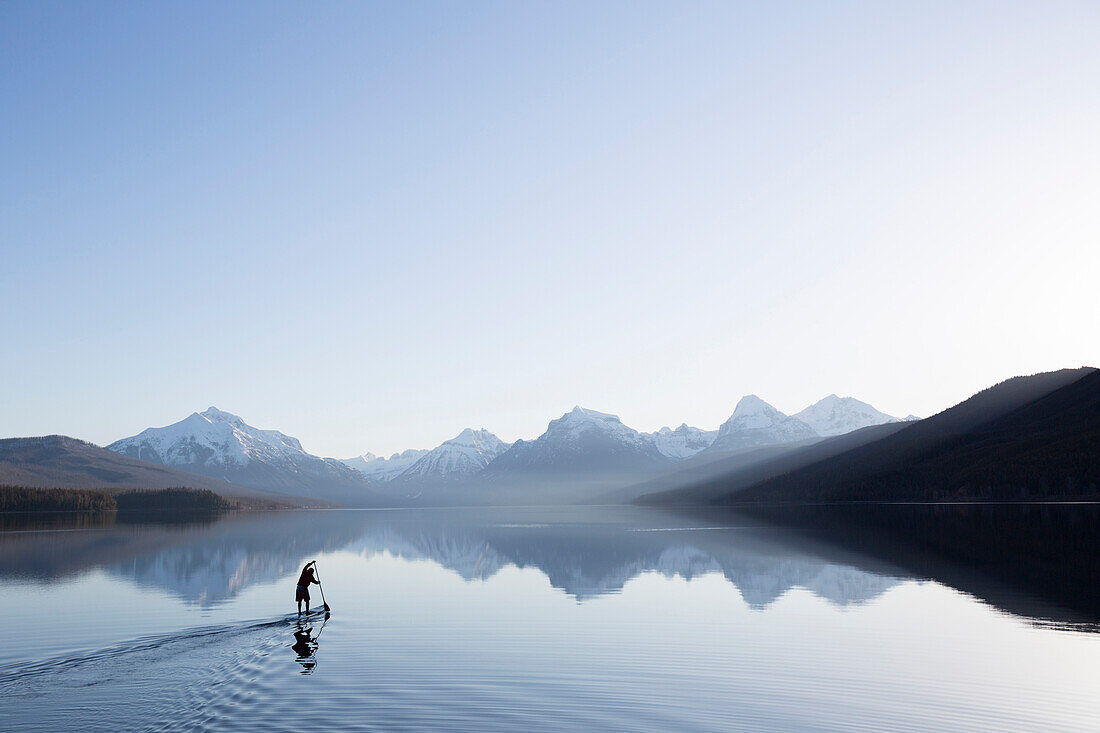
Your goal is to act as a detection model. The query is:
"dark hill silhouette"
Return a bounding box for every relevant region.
[0,435,325,508]
[641,367,1097,505]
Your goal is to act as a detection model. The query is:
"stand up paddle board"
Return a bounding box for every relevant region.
[284,605,329,622]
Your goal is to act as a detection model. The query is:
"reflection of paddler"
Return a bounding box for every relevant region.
[295,561,320,614]
[292,619,325,674]
[292,627,314,653]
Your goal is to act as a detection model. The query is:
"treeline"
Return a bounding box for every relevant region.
[115,487,235,512]
[0,486,237,512]
[0,485,116,511]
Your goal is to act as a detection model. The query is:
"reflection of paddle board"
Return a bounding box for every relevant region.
[284,605,328,622]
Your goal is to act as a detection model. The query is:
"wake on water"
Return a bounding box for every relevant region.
[0,607,329,732]
[0,605,328,681]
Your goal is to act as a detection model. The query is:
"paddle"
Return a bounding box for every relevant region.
[310,560,331,614]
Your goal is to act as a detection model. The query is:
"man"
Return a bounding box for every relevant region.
[296,561,320,614]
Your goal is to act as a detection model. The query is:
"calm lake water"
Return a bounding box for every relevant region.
[0,504,1097,731]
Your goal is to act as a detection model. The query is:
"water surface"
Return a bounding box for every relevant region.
[0,505,1097,731]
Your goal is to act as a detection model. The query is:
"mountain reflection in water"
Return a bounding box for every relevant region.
[1,504,1095,629]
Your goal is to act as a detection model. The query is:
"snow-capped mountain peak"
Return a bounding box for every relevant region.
[110,407,308,467]
[484,406,669,480]
[397,428,509,482]
[728,394,786,423]
[448,428,501,449]
[706,396,818,453]
[545,406,648,446]
[199,406,243,424]
[793,395,899,437]
[107,408,373,502]
[569,405,612,418]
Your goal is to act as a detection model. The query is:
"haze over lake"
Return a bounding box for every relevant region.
[3,2,1098,731]
[2,505,1097,732]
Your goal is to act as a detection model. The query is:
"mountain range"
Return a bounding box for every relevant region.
[4,368,1094,506]
[706,395,820,453]
[4,391,912,506]
[0,393,907,506]
[641,367,1098,505]
[340,449,429,482]
[338,396,908,503]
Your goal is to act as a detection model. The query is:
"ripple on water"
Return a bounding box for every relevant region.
[2,611,1098,733]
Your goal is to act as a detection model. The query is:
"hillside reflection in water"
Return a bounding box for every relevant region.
[2,505,1098,732]
[1,505,1096,625]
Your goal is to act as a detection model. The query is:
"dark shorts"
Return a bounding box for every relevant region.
[296,585,310,603]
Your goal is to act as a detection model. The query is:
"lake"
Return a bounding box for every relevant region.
[0,504,1097,731]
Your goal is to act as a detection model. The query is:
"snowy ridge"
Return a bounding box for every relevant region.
[793,395,900,437]
[642,424,717,459]
[341,449,429,482]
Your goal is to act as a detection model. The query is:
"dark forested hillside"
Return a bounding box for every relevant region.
[642,368,1097,505]
[728,368,1099,503]
[0,436,322,508]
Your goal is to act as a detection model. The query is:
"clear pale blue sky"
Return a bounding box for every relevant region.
[2,1,1098,457]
